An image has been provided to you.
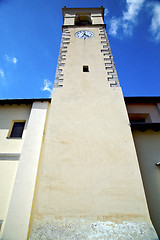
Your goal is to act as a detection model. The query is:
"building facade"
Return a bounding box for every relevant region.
[125,96,160,238]
[0,7,159,240]
[0,99,50,240]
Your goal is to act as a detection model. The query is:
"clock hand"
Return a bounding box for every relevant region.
[85,32,90,38]
[83,33,86,39]
[84,32,88,39]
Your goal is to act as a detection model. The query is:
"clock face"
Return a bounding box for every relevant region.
[75,30,94,39]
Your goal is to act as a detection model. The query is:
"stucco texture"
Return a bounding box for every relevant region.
[29,15,157,239]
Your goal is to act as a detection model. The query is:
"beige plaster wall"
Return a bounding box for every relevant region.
[92,16,103,24]
[63,8,104,26]
[29,24,158,239]
[0,104,31,153]
[0,161,18,239]
[132,130,160,238]
[0,104,31,239]
[2,102,49,240]
[64,17,74,26]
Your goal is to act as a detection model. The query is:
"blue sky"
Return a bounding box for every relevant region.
[0,0,160,99]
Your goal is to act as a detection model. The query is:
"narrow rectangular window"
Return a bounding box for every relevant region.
[83,66,89,72]
[0,220,3,231]
[10,122,25,138]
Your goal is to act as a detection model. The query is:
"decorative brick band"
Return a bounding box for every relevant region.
[54,28,70,88]
[99,27,120,88]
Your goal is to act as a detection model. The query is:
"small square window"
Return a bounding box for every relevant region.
[10,121,25,138]
[83,66,89,72]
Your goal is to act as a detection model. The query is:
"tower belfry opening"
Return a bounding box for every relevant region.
[75,15,92,26]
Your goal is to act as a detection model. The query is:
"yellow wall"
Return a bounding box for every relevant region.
[0,104,31,153]
[29,9,158,239]
[0,161,18,238]
[2,102,49,240]
[132,130,160,237]
[126,101,160,237]
[0,104,31,238]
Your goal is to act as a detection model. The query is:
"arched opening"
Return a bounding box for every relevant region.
[75,15,92,26]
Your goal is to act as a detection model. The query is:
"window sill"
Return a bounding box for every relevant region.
[6,137,23,139]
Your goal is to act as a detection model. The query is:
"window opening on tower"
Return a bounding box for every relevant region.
[75,15,92,26]
[83,66,89,72]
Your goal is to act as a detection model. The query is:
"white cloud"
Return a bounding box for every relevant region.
[122,21,133,36]
[123,0,145,22]
[149,3,160,41]
[104,8,109,17]
[13,57,17,64]
[109,18,121,36]
[5,54,18,64]
[109,0,146,37]
[41,79,53,94]
[0,69,5,78]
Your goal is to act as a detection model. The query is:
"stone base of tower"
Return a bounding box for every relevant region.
[29,217,158,240]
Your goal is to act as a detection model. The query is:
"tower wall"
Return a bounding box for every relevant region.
[29,8,158,240]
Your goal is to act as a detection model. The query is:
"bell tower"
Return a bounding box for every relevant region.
[29,7,158,239]
[54,7,119,89]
